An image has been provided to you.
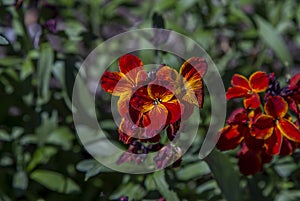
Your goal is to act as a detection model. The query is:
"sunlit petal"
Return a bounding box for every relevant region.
[265,96,288,118]
[243,93,261,109]
[231,74,251,90]
[216,125,244,151]
[226,86,248,100]
[148,84,174,102]
[277,119,300,142]
[119,54,143,74]
[250,114,274,139]
[179,57,207,79]
[249,71,269,93]
[265,126,282,155]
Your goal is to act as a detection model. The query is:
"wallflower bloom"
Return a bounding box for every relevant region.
[226,71,269,109]
[100,54,207,169]
[251,96,300,154]
[218,71,300,175]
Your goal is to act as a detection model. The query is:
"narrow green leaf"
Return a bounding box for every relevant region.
[30,170,80,194]
[205,149,242,201]
[255,15,293,66]
[152,171,180,201]
[37,43,54,104]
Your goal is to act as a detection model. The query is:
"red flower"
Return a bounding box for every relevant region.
[130,84,182,132]
[251,96,300,155]
[226,71,269,109]
[100,54,147,115]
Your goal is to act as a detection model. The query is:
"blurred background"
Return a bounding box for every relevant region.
[0,0,300,200]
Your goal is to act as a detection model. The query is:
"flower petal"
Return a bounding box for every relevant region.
[265,126,282,155]
[289,73,300,90]
[148,84,174,102]
[100,71,123,94]
[179,57,207,79]
[265,96,288,118]
[249,71,269,93]
[243,93,261,109]
[163,99,183,123]
[250,114,274,139]
[147,104,168,131]
[179,57,207,108]
[231,74,251,90]
[226,108,248,125]
[119,54,143,74]
[216,125,244,151]
[226,86,248,100]
[238,144,263,175]
[130,86,154,112]
[280,137,297,156]
[181,77,205,108]
[154,66,179,92]
[277,118,300,142]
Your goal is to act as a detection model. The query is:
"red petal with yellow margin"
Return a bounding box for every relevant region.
[265,96,288,118]
[277,119,300,142]
[243,93,261,109]
[265,126,282,155]
[250,114,274,139]
[216,125,244,151]
[119,54,143,74]
[226,87,248,100]
[249,71,269,93]
[231,74,251,90]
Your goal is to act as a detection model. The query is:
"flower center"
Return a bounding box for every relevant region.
[153,98,162,105]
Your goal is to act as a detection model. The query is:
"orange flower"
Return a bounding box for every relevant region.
[226,71,269,109]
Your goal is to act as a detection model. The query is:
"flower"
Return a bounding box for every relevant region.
[226,71,269,109]
[130,84,182,132]
[250,96,300,154]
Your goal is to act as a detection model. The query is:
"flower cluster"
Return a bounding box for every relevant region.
[217,71,300,175]
[100,54,207,168]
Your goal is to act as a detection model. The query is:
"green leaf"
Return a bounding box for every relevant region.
[255,15,293,66]
[27,146,58,172]
[30,170,80,194]
[13,171,28,191]
[0,129,10,142]
[152,171,180,201]
[205,149,242,201]
[0,35,9,45]
[176,161,211,181]
[37,43,54,104]
[0,57,23,66]
[110,183,146,200]
[47,127,74,150]
[76,159,112,181]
